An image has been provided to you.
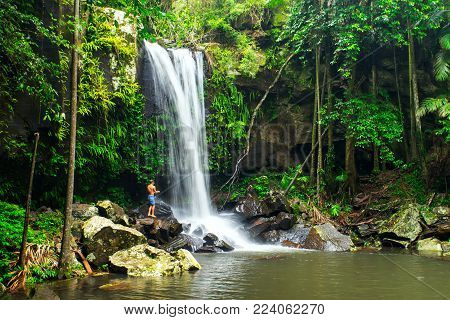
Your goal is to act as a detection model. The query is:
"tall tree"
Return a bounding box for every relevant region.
[19,132,40,267]
[59,0,80,274]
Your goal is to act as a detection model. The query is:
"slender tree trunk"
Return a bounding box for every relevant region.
[345,137,357,194]
[371,57,380,173]
[393,46,410,162]
[19,133,40,267]
[310,86,318,185]
[58,0,66,114]
[408,23,419,161]
[326,57,333,156]
[59,0,80,274]
[346,67,357,194]
[315,46,322,194]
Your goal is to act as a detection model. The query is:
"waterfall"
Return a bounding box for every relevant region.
[142,41,252,248]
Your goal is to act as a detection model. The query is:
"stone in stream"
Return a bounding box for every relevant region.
[260,223,310,246]
[246,217,276,237]
[273,212,295,230]
[109,244,201,276]
[215,240,234,252]
[201,233,234,252]
[234,187,270,220]
[203,233,219,245]
[378,204,422,242]
[162,234,204,252]
[196,245,223,253]
[82,216,146,266]
[96,200,130,226]
[303,223,353,251]
[416,238,443,252]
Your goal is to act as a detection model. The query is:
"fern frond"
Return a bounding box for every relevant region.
[440,33,450,51]
[417,96,450,119]
[434,50,450,81]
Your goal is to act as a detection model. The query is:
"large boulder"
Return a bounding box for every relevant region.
[109,244,201,276]
[203,233,219,245]
[261,192,290,215]
[273,212,295,230]
[303,223,353,251]
[162,234,204,252]
[234,188,270,220]
[378,204,422,242]
[82,216,146,266]
[200,233,234,252]
[416,238,443,252]
[134,216,183,245]
[246,217,275,237]
[260,223,310,245]
[72,204,99,241]
[96,200,130,226]
[158,217,183,242]
[128,199,175,219]
[72,203,98,220]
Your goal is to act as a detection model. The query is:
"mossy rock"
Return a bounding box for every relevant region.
[420,206,439,225]
[303,223,353,251]
[378,204,422,241]
[96,200,130,226]
[109,244,201,277]
[82,216,146,266]
[416,238,442,252]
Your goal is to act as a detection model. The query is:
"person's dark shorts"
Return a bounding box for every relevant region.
[148,194,155,206]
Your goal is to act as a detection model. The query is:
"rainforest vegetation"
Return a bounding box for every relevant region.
[0,0,448,292]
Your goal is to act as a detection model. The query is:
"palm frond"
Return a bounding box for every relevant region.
[434,50,450,81]
[7,244,58,292]
[440,33,450,51]
[417,96,450,119]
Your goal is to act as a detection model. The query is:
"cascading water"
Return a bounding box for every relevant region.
[142,41,253,248]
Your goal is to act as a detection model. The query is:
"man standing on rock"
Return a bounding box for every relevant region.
[147,179,160,218]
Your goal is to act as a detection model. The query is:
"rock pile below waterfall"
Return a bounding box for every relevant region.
[96,200,130,226]
[134,216,183,246]
[82,216,146,266]
[303,223,353,251]
[109,244,201,277]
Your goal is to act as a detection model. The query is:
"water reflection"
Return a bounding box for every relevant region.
[43,250,449,300]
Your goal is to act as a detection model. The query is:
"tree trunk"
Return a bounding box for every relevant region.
[59,0,80,274]
[326,57,333,157]
[346,67,357,194]
[393,46,410,162]
[345,136,357,194]
[371,58,380,173]
[315,46,322,193]
[408,24,419,161]
[19,133,40,267]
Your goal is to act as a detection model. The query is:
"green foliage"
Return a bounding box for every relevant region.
[330,93,403,164]
[0,202,62,284]
[280,164,312,200]
[207,74,249,173]
[151,0,269,78]
[0,0,69,155]
[389,168,427,204]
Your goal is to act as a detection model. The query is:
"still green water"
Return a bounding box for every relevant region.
[44,249,449,299]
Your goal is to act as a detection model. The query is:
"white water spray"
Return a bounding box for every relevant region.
[142,41,254,248]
